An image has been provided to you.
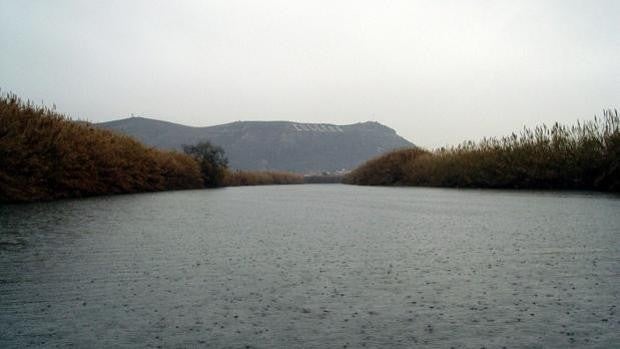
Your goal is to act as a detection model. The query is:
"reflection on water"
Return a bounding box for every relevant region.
[1,185,619,348]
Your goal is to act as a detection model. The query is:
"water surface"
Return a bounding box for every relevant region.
[1,185,619,348]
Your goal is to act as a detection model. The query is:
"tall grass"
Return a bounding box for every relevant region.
[345,110,620,191]
[223,170,304,186]
[0,93,203,202]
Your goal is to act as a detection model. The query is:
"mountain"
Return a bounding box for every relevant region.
[97,117,414,173]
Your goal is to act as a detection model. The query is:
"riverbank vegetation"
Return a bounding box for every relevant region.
[181,142,304,186]
[183,141,229,187]
[0,93,302,203]
[345,111,620,192]
[223,170,304,186]
[303,174,343,184]
[0,93,204,202]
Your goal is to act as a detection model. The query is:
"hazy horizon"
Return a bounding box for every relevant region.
[1,0,618,148]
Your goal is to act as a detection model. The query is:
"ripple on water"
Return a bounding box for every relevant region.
[0,186,619,348]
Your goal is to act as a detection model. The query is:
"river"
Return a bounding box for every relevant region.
[1,185,619,348]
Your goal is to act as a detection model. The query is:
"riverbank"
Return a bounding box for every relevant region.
[0,94,303,203]
[345,111,620,192]
[223,170,304,186]
[0,94,205,203]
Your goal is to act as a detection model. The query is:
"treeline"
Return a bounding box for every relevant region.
[345,110,620,192]
[223,170,304,186]
[0,93,301,203]
[181,142,303,186]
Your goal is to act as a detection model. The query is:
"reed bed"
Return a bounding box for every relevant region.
[223,170,304,186]
[345,110,620,191]
[0,93,203,202]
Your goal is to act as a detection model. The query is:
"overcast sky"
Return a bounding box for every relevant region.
[1,1,618,147]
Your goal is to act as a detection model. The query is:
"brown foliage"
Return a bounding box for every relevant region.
[345,110,620,191]
[0,93,203,202]
[222,170,304,186]
[343,148,430,186]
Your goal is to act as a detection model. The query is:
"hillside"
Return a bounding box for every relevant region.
[98,117,414,173]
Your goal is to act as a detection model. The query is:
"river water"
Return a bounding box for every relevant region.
[1,185,619,348]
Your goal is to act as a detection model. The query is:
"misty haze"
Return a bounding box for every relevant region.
[1,1,619,348]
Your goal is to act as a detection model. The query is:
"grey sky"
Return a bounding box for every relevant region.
[1,0,618,147]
